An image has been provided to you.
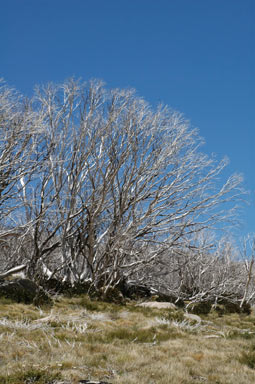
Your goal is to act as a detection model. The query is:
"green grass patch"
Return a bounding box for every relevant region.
[0,368,61,384]
[86,325,182,344]
[227,329,255,340]
[78,294,124,313]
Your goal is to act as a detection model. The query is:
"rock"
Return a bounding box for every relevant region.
[0,278,52,306]
[137,301,177,310]
[155,292,184,307]
[118,279,185,306]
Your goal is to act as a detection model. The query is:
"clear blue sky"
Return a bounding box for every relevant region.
[1,0,254,239]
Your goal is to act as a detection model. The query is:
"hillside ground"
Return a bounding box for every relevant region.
[1,295,255,384]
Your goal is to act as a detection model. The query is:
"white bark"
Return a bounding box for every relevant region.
[0,79,245,294]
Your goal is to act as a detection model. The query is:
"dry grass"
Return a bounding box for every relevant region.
[1,296,255,383]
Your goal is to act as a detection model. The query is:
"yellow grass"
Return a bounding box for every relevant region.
[0,296,255,383]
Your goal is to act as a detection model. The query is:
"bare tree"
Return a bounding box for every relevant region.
[0,80,46,273]
[240,235,255,307]
[145,232,255,309]
[0,80,47,220]
[0,79,244,295]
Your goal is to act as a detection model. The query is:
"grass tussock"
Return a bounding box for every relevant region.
[239,344,255,369]
[1,295,255,383]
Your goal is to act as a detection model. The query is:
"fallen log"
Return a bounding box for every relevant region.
[0,264,27,279]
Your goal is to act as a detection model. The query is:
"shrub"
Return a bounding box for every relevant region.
[187,301,212,315]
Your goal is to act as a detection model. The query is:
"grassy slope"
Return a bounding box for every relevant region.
[0,296,255,384]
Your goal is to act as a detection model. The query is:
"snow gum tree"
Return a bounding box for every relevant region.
[0,79,244,294]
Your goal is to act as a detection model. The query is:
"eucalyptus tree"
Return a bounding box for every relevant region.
[23,79,242,290]
[0,81,31,218]
[0,79,244,293]
[0,80,45,272]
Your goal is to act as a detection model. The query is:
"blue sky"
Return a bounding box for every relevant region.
[1,0,254,239]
